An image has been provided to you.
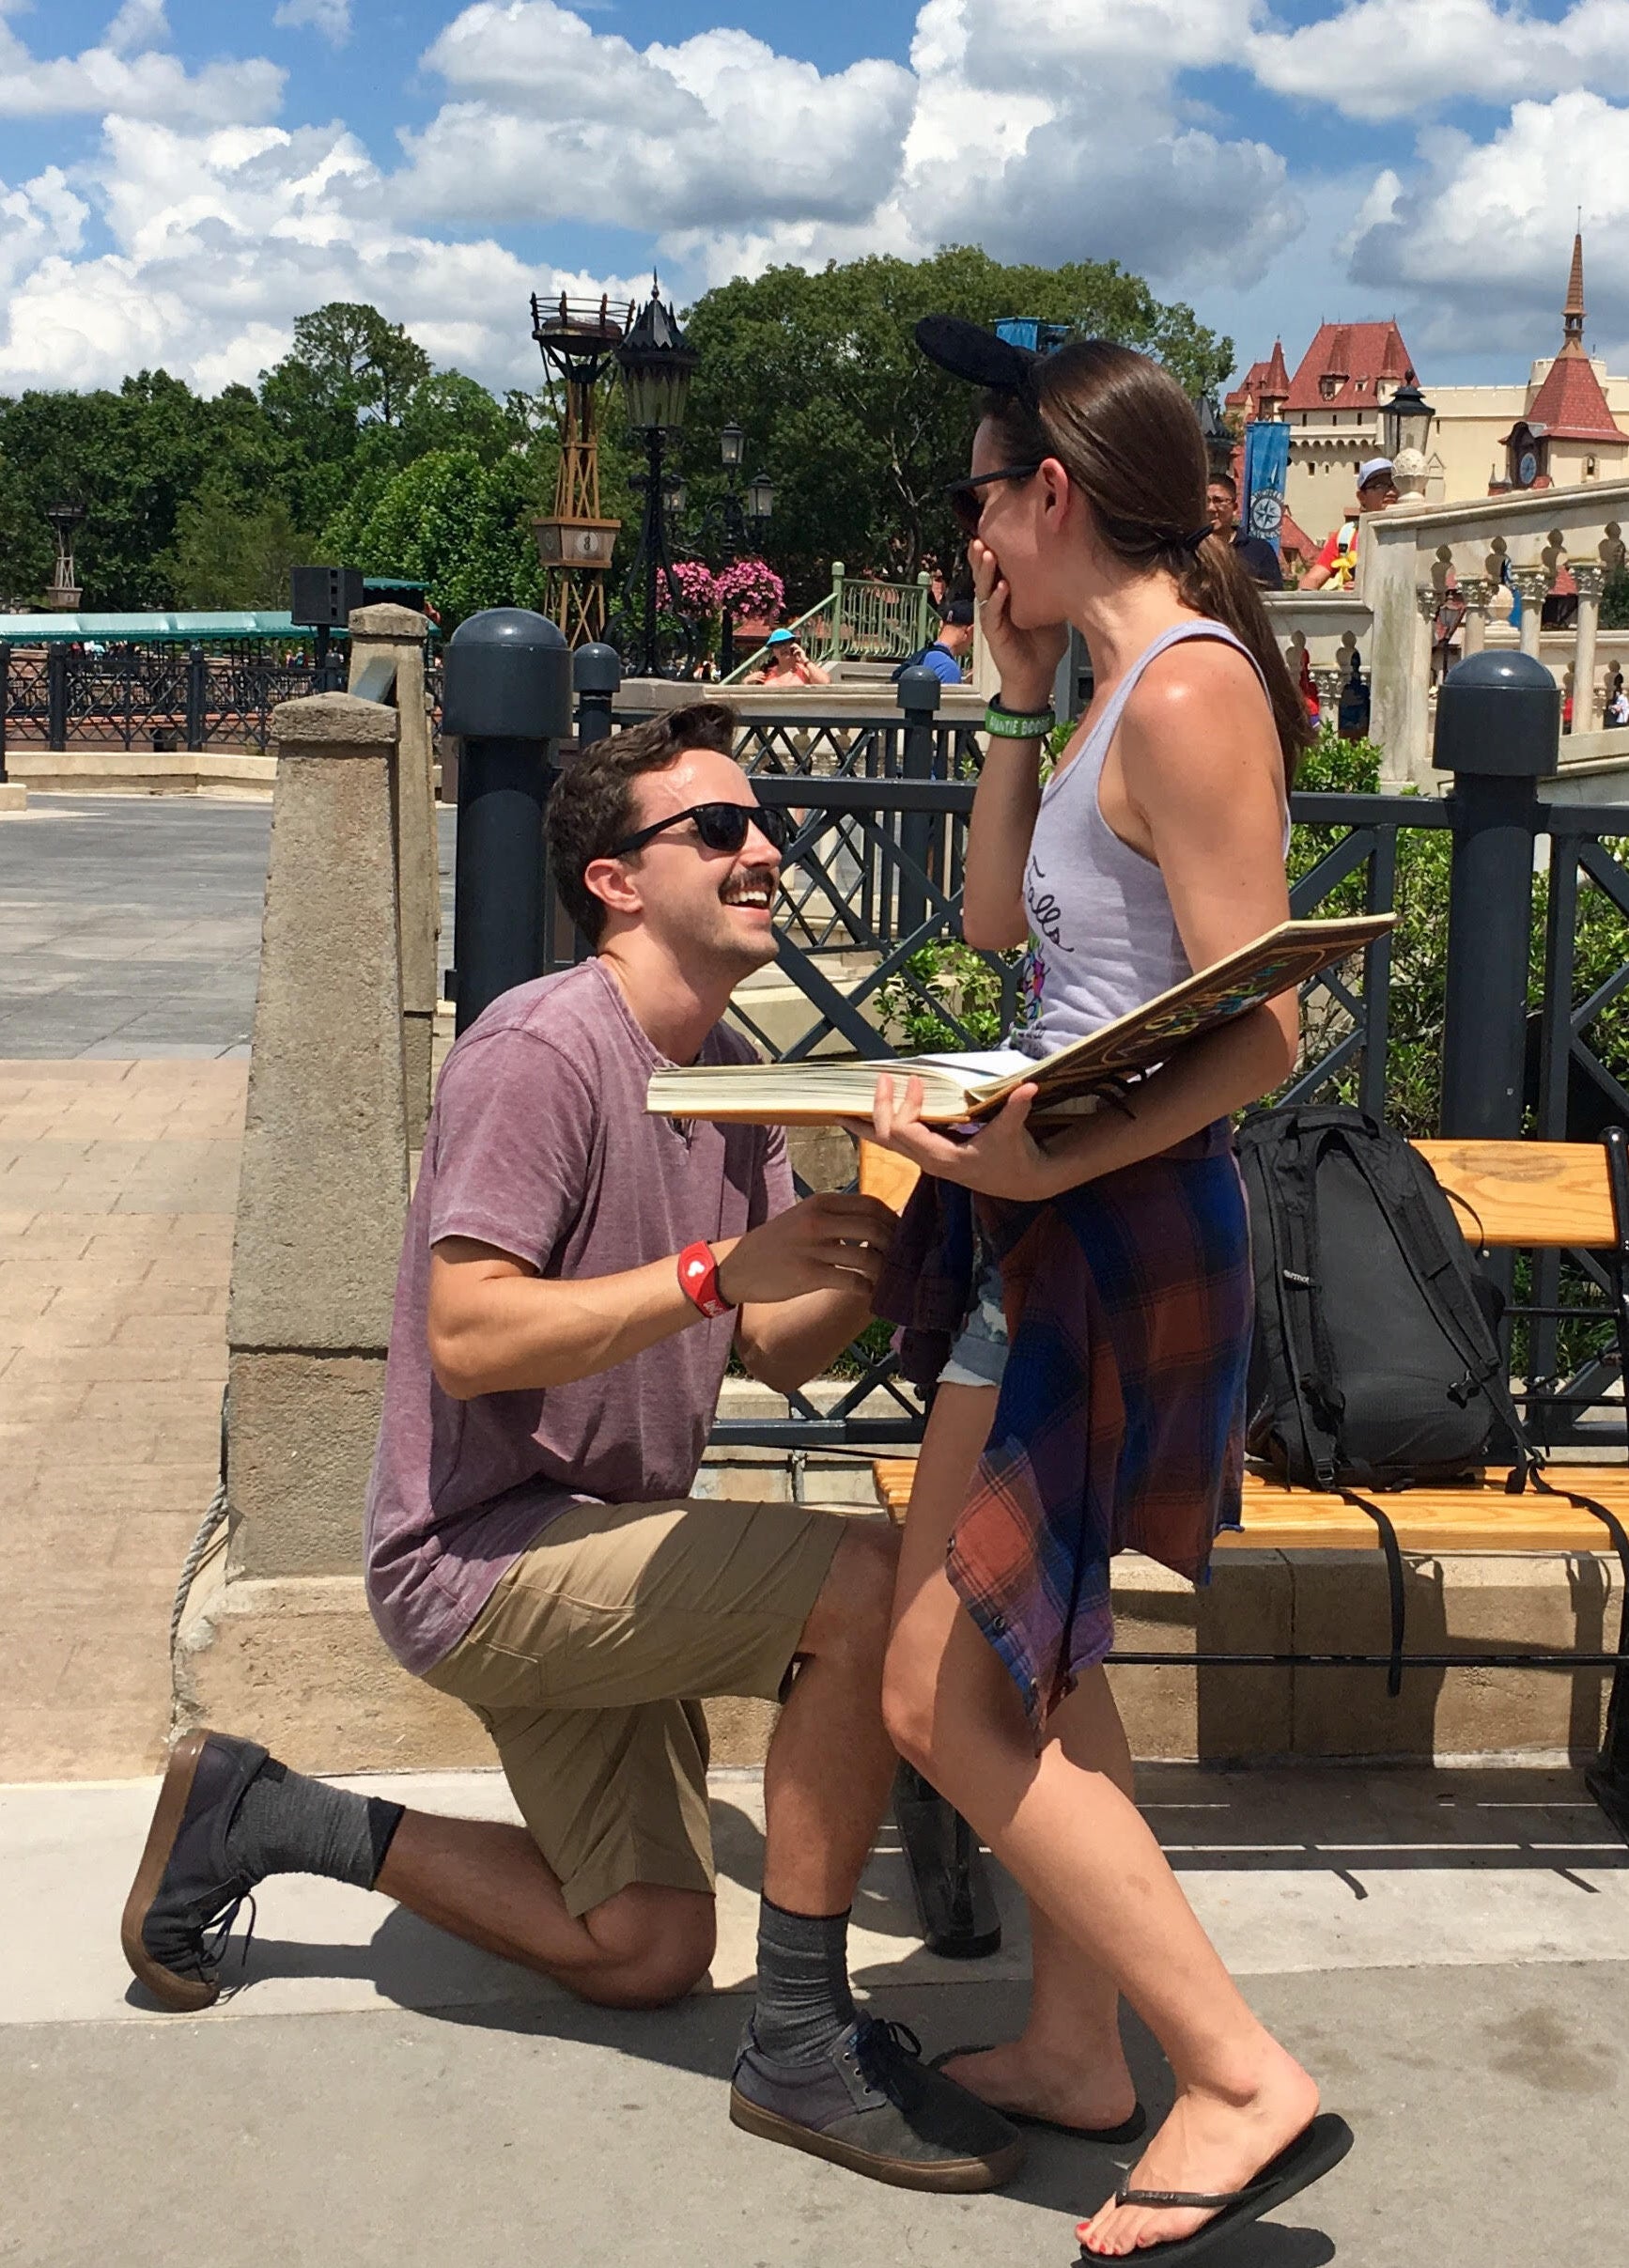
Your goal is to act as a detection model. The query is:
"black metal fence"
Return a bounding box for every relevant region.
[0,642,349,756]
[535,676,1629,1461]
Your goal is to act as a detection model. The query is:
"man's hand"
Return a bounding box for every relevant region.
[717,1191,896,1307]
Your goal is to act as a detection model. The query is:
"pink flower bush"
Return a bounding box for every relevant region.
[656,559,721,615]
[716,556,784,621]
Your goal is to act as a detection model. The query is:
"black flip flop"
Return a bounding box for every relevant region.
[929,2046,1148,2146]
[1078,2112,1354,2264]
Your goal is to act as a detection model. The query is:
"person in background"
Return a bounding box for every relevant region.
[1204,473,1282,590]
[1300,458,1399,590]
[1606,673,1628,728]
[900,596,976,684]
[744,629,831,686]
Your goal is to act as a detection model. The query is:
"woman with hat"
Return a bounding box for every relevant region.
[743,628,831,686]
[858,318,1350,2260]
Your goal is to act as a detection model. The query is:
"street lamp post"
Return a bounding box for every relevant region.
[614,281,698,678]
[1382,379,1436,501]
[704,432,773,676]
[1200,396,1234,483]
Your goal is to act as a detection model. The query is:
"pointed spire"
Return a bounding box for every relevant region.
[1563,232,1586,355]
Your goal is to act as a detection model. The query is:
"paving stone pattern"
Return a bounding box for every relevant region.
[0,1059,244,1778]
[0,793,271,1057]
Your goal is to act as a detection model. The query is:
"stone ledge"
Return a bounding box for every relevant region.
[173,1541,1621,1776]
[4,749,276,799]
[173,1553,780,1775]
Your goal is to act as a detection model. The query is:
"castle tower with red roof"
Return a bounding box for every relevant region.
[1499,235,1627,490]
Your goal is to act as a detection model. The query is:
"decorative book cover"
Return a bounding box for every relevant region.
[645,913,1396,1127]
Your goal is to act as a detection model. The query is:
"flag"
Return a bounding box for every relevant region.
[1244,420,1291,558]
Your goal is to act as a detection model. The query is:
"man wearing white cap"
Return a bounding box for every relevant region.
[1301,457,1400,590]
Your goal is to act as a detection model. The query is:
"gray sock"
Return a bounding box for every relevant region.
[224,1758,404,1890]
[751,1897,857,2065]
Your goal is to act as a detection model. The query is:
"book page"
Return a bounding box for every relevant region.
[913,1048,1033,1080]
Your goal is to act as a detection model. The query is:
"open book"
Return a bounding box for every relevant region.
[645,913,1395,1128]
[644,916,1397,1129]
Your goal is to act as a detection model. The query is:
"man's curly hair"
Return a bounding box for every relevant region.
[546,703,738,945]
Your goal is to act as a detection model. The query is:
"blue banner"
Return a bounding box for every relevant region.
[1243,419,1291,557]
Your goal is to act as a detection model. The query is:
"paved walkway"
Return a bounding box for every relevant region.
[0,1057,243,1778]
[0,795,270,1057]
[3,1760,1626,2266]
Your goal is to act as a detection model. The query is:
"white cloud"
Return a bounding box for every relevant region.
[0,117,544,393]
[272,0,352,49]
[403,0,1300,292]
[0,0,282,123]
[8,0,1629,404]
[1344,90,1629,364]
[0,167,89,293]
[1249,0,1629,124]
[403,3,916,228]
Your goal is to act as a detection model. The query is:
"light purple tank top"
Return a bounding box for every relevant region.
[1009,620,1273,1060]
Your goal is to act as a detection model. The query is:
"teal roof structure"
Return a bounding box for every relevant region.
[0,610,310,646]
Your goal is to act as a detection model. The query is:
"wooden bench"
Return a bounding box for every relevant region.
[861,1131,1629,1837]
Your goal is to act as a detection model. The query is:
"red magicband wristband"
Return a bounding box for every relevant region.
[677,1240,734,1320]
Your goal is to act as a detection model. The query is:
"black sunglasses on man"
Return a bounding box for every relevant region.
[610,800,794,860]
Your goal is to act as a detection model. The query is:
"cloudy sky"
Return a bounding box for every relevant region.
[2,0,1626,400]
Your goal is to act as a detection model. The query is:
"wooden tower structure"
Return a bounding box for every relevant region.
[531,292,632,646]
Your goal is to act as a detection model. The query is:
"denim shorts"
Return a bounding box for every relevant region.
[939,1257,1010,1390]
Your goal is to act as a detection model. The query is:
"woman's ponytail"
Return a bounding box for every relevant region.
[1176,532,1313,787]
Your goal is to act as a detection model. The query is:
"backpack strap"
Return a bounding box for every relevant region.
[1340,1486,1408,1697]
[1530,1470,1629,1665]
[1251,1124,1345,1486]
[1333,1130,1538,1484]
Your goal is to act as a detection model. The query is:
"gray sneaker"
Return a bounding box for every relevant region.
[730,2015,1026,2192]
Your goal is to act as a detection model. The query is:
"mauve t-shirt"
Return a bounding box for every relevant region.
[364,956,794,1676]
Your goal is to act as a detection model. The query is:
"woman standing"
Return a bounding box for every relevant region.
[861,321,1349,2261]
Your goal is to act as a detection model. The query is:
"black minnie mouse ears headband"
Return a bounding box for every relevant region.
[916,315,1214,556]
[913,314,1043,397]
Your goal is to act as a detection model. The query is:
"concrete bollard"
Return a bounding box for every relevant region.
[226,691,410,1580]
[347,603,440,1146]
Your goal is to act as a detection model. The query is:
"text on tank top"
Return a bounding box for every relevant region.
[1008,620,1276,1060]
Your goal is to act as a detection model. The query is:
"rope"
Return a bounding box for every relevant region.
[170,1386,230,1659]
[169,1481,228,1658]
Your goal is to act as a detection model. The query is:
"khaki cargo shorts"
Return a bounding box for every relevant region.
[422,1494,848,1918]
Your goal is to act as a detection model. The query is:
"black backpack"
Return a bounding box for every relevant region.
[1236,1105,1533,1491]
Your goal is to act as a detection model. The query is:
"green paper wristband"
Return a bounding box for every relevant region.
[985,702,1056,738]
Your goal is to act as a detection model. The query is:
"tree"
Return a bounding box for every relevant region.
[261,302,432,443]
[166,482,312,608]
[679,246,1233,599]
[0,371,298,608]
[318,447,543,628]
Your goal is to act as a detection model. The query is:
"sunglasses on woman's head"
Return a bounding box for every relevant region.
[944,461,1044,538]
[609,800,794,860]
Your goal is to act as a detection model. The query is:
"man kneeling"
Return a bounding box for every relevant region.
[122,704,1020,2193]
